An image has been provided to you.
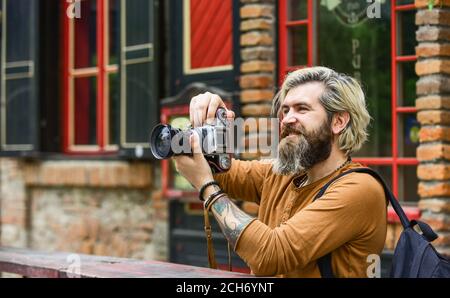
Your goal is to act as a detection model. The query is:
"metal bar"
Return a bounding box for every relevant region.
[396,106,417,113]
[98,0,106,150]
[353,158,394,165]
[307,0,313,67]
[395,4,416,11]
[396,55,417,62]
[286,19,308,27]
[62,1,70,153]
[391,0,399,197]
[278,0,287,85]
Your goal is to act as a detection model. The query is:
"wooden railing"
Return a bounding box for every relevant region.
[0,247,250,278]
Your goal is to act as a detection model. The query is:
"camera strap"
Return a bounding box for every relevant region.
[203,195,233,271]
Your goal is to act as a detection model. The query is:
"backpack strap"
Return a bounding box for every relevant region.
[313,167,412,278]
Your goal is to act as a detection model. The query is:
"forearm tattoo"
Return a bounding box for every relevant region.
[210,195,255,249]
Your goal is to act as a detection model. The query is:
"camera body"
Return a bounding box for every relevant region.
[150,108,232,173]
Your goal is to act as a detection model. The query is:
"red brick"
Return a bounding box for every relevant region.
[419,126,450,142]
[241,89,274,103]
[416,95,450,110]
[416,9,450,26]
[419,198,450,213]
[240,74,274,89]
[241,61,275,73]
[416,59,450,75]
[416,26,450,42]
[419,181,450,197]
[241,32,273,47]
[415,0,450,8]
[241,18,273,31]
[417,75,450,95]
[421,214,450,232]
[417,110,450,125]
[241,103,272,116]
[416,43,450,57]
[433,232,450,246]
[240,5,273,19]
[22,161,152,188]
[417,164,450,180]
[241,47,274,61]
[417,143,450,161]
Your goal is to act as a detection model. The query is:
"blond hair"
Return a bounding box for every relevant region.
[273,66,371,155]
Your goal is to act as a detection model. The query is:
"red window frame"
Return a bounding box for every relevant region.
[278,1,420,222]
[62,0,119,154]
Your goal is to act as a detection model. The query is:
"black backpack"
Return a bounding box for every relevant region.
[314,167,450,278]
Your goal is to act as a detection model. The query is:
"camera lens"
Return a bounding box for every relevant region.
[150,124,178,159]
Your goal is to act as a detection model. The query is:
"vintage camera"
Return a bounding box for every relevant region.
[149,108,232,173]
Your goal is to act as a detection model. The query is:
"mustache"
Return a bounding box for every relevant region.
[281,125,305,139]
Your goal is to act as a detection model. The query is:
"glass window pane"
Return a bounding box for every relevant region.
[5,78,32,145]
[399,113,419,158]
[318,1,392,157]
[287,0,307,21]
[6,0,34,62]
[125,0,151,46]
[288,26,308,67]
[399,62,418,107]
[125,63,153,143]
[109,0,120,65]
[74,0,97,69]
[398,10,417,56]
[399,166,419,203]
[108,72,120,145]
[74,76,97,145]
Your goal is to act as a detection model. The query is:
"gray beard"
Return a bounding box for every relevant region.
[272,135,309,176]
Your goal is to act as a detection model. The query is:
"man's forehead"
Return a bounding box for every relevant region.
[282,82,325,106]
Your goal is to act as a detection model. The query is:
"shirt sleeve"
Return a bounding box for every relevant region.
[213,159,272,204]
[234,173,387,276]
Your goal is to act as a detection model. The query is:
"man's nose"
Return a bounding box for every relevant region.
[281,111,297,125]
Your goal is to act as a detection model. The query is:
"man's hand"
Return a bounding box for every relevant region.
[173,132,213,190]
[190,92,235,127]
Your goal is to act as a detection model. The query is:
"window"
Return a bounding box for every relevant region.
[170,0,239,96]
[279,1,419,204]
[62,0,157,156]
[62,0,119,153]
[0,0,39,153]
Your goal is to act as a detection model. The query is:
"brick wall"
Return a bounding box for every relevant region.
[0,159,162,260]
[239,0,277,215]
[415,0,450,256]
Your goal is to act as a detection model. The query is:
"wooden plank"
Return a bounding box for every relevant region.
[0,247,251,278]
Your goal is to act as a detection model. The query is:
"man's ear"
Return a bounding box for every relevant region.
[332,112,350,135]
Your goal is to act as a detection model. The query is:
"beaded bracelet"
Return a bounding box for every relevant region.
[198,181,220,201]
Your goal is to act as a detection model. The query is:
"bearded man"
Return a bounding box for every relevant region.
[173,67,387,278]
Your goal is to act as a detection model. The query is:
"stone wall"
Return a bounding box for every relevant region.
[415,0,450,256]
[0,159,163,260]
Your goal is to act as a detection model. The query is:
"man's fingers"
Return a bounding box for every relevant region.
[206,94,226,124]
[227,110,235,119]
[190,131,203,155]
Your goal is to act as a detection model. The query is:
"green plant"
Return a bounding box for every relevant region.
[428,0,435,10]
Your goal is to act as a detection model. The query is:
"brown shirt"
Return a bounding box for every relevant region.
[214,159,387,278]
